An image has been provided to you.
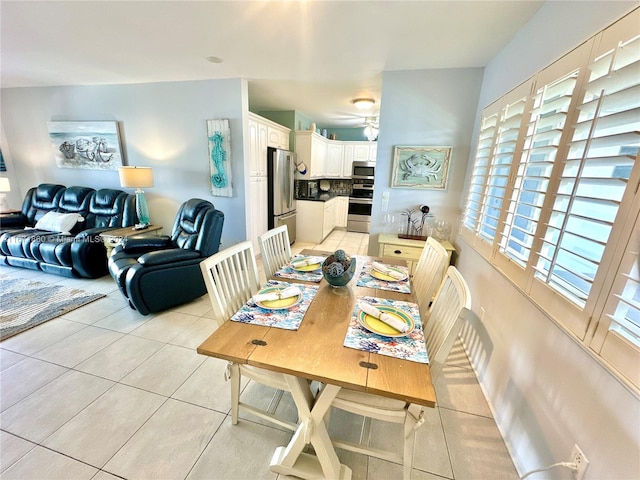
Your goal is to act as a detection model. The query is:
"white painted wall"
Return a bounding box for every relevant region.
[458,2,640,478]
[369,67,483,255]
[0,78,248,247]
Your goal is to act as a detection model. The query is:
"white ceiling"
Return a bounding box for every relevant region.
[1,0,544,127]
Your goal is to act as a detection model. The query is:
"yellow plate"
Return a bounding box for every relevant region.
[292,262,321,272]
[256,286,302,311]
[357,305,415,337]
[371,266,407,282]
[291,257,322,272]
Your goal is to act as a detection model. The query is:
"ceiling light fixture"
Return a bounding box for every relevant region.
[206,56,224,64]
[352,98,375,110]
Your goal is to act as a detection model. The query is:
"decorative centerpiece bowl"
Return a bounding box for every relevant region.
[322,249,356,287]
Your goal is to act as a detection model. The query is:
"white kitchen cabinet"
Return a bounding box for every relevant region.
[342,143,354,177]
[334,196,349,228]
[247,117,268,176]
[326,142,343,178]
[369,142,377,162]
[322,199,336,239]
[268,125,290,150]
[248,176,268,251]
[352,142,377,163]
[246,112,290,252]
[296,131,328,178]
[297,198,341,243]
[297,132,376,179]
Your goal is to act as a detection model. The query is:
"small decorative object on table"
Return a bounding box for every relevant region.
[322,249,356,287]
[398,205,432,240]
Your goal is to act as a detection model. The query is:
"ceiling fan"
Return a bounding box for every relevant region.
[359,116,379,141]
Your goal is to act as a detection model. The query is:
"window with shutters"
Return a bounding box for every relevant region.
[460,7,640,391]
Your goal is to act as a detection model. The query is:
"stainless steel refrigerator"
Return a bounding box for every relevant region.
[267,147,296,244]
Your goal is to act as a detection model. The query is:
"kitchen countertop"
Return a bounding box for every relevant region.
[296,192,350,202]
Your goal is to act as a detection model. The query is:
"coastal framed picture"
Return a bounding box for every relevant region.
[391,146,452,190]
[47,121,124,171]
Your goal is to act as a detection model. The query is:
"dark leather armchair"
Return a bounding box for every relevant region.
[108,199,224,315]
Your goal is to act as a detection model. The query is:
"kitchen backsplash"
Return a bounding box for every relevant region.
[296,179,353,197]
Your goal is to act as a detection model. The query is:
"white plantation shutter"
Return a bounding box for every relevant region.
[591,216,640,388]
[587,10,640,388]
[533,27,640,310]
[461,80,533,259]
[461,103,500,252]
[460,8,640,388]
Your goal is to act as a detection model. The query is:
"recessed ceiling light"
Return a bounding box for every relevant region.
[352,98,375,109]
[206,56,224,64]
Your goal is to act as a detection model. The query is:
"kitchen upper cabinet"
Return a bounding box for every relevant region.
[296,131,328,178]
[369,142,377,162]
[248,117,268,177]
[296,131,376,179]
[326,142,343,178]
[342,143,354,177]
[268,125,290,150]
[353,142,376,162]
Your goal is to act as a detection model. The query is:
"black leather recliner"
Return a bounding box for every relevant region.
[108,198,224,315]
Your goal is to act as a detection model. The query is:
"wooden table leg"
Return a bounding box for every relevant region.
[269,376,352,480]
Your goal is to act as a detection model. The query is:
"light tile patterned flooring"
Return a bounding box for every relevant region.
[0,230,518,480]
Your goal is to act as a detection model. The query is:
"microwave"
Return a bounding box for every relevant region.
[351,161,375,180]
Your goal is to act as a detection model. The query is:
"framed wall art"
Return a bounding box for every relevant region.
[207,119,233,197]
[47,121,124,171]
[391,146,452,190]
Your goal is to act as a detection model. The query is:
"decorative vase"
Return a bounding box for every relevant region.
[322,250,356,287]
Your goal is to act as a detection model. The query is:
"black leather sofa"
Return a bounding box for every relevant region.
[0,183,136,278]
[108,198,224,315]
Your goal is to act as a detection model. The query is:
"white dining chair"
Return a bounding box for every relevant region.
[412,237,449,319]
[258,225,292,279]
[324,265,472,480]
[200,240,298,432]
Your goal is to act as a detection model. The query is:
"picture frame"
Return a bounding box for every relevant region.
[47,121,124,171]
[391,146,452,190]
[207,119,233,197]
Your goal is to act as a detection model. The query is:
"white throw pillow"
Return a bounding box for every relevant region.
[34,212,84,234]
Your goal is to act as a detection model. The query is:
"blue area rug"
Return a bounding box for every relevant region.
[0,276,105,340]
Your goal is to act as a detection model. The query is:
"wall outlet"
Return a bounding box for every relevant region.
[381,191,390,212]
[572,444,589,480]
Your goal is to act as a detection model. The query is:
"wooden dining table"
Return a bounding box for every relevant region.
[197,249,436,480]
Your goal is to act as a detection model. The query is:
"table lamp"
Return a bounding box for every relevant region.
[0,177,11,213]
[118,166,154,226]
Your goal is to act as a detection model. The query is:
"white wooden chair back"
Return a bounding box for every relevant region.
[423,265,472,382]
[413,237,449,319]
[200,240,261,322]
[258,225,292,278]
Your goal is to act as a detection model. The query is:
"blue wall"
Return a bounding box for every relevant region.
[1,78,249,247]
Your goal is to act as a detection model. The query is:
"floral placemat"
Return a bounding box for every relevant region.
[273,254,326,283]
[343,296,428,364]
[231,280,319,330]
[356,262,411,294]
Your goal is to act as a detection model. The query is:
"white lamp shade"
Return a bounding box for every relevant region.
[0,177,11,193]
[119,167,154,188]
